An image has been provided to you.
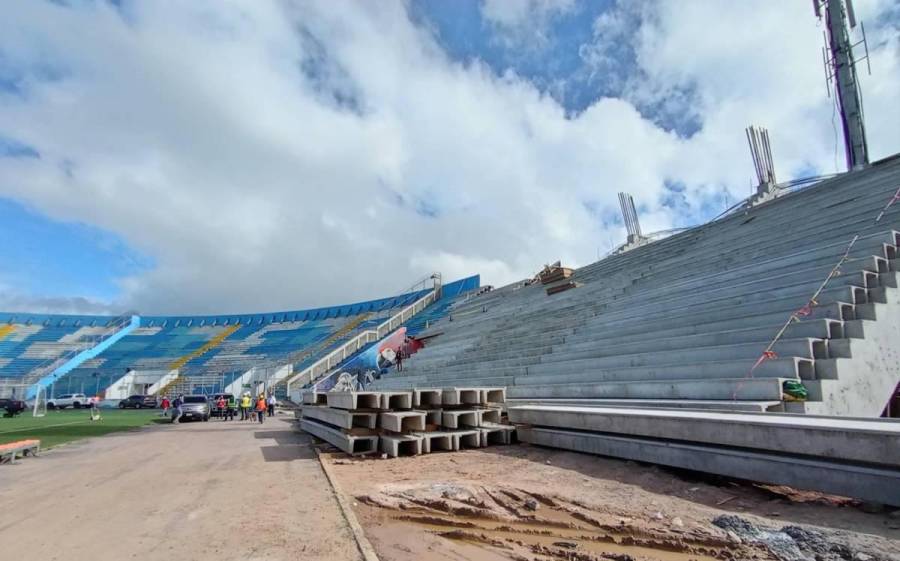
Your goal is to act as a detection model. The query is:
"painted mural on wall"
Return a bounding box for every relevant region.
[314,327,409,392]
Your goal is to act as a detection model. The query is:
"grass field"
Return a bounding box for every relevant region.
[0,409,167,449]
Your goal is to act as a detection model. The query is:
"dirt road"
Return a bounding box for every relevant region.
[0,416,361,561]
[328,443,900,561]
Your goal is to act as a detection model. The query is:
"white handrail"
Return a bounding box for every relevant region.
[282,290,437,393]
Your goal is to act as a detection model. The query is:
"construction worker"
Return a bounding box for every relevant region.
[255,394,267,424]
[240,393,251,421]
[226,394,237,421]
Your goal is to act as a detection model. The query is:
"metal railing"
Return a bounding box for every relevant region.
[282,289,438,394]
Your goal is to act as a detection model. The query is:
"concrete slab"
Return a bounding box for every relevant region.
[326,392,382,410]
[517,426,900,506]
[507,405,900,466]
[413,389,442,408]
[380,391,413,410]
[480,388,506,404]
[380,433,423,457]
[300,419,379,456]
[441,409,480,429]
[301,406,377,431]
[442,388,481,406]
[379,411,426,433]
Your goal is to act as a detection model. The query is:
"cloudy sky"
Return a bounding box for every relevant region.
[1,0,898,316]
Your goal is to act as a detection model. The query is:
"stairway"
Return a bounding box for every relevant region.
[158,324,242,396]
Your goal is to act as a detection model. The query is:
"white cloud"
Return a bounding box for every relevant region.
[480,0,577,49]
[0,1,898,315]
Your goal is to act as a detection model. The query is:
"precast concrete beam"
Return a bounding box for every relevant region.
[326,391,382,410]
[480,425,514,446]
[414,431,455,453]
[381,391,413,410]
[413,389,442,408]
[516,426,900,506]
[379,411,426,433]
[478,407,502,425]
[450,429,482,449]
[443,388,482,406]
[441,409,480,429]
[301,392,327,405]
[380,433,423,457]
[478,387,506,404]
[301,405,377,430]
[507,406,900,466]
[300,419,379,456]
[418,409,442,426]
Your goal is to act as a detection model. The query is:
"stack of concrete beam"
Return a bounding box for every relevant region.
[370,156,900,417]
[508,405,900,505]
[297,388,513,457]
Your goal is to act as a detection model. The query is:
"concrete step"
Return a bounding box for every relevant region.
[505,376,788,400]
[506,398,782,412]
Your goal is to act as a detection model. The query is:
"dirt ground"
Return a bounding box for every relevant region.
[325,442,900,561]
[0,416,361,561]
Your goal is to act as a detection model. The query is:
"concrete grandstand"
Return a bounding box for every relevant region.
[0,275,480,401]
[370,154,900,419]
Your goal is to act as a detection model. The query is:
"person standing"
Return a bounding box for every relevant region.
[267,393,276,417]
[160,396,170,417]
[240,393,251,421]
[226,394,237,421]
[172,394,183,424]
[255,394,267,424]
[395,347,404,372]
[216,395,226,420]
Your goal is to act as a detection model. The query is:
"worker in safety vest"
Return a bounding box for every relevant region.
[240,393,251,421]
[255,394,267,424]
[225,394,237,421]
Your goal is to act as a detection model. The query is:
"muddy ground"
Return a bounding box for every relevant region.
[325,442,900,561]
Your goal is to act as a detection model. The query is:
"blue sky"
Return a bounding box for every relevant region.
[1,0,898,314]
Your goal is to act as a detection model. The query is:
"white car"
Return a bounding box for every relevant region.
[48,393,91,409]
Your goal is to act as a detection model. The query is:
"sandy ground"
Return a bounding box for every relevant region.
[326,442,900,561]
[0,416,361,561]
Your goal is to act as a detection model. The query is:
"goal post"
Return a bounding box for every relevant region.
[33,385,47,418]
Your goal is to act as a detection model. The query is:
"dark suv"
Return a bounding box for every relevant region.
[118,395,158,409]
[0,398,26,417]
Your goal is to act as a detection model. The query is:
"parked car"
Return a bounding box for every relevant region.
[47,393,90,409]
[174,395,210,422]
[209,393,235,417]
[118,395,158,409]
[0,398,26,417]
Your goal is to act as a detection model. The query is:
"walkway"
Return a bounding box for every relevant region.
[0,416,362,561]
